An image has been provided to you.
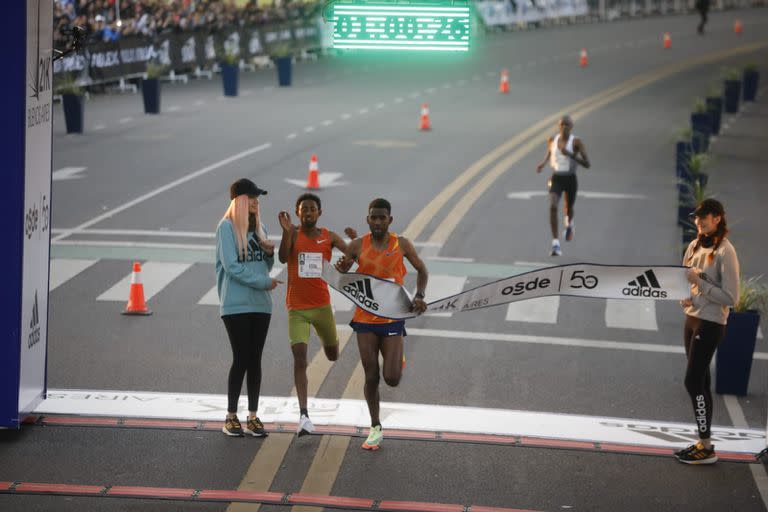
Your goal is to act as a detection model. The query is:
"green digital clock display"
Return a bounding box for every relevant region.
[331,3,471,52]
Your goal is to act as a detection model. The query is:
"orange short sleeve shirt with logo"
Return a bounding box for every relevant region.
[352,232,407,324]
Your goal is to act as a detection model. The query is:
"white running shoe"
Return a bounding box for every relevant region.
[297,414,315,437]
[551,239,562,256]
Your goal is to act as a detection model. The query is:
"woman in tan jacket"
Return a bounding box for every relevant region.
[675,199,740,465]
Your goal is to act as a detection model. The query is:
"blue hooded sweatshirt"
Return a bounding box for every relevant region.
[215,219,274,317]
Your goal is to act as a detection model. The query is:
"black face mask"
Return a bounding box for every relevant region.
[699,234,714,248]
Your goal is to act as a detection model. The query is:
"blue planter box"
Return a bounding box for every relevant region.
[723,79,740,113]
[742,69,759,102]
[221,63,239,97]
[716,310,761,396]
[675,141,692,180]
[274,57,292,87]
[690,112,711,153]
[62,93,84,134]
[142,78,161,114]
[705,97,722,135]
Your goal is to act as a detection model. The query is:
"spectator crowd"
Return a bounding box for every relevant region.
[55,0,322,47]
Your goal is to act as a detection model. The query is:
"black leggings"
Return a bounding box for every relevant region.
[222,313,271,413]
[683,315,725,439]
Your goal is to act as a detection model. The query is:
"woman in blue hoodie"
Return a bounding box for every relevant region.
[216,179,282,437]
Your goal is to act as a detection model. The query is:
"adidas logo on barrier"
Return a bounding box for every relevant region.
[28,291,41,349]
[622,269,668,298]
[342,278,380,311]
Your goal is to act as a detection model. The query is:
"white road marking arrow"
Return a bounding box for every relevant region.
[53,167,87,181]
[507,191,647,200]
[285,172,346,188]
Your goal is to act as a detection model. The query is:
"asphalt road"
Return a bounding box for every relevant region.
[2,8,767,512]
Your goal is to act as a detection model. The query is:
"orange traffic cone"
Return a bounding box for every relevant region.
[663,32,671,49]
[734,19,742,34]
[123,262,152,316]
[579,48,588,67]
[306,154,320,189]
[499,69,510,93]
[419,103,431,131]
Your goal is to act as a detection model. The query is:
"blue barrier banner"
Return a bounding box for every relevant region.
[0,0,53,429]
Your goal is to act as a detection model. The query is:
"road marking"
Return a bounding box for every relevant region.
[93,124,105,131]
[340,113,351,120]
[287,133,297,139]
[304,126,315,133]
[322,119,333,126]
[406,327,768,360]
[52,143,271,242]
[96,262,192,302]
[505,296,560,323]
[52,166,87,181]
[35,390,765,453]
[167,105,181,112]
[49,259,98,291]
[605,299,658,331]
[425,256,474,263]
[353,139,417,149]
[358,108,368,114]
[285,172,346,188]
[507,191,648,200]
[119,117,132,124]
[723,394,768,510]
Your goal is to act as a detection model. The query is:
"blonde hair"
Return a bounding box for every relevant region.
[223,195,266,261]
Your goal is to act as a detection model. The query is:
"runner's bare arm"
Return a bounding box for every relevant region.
[400,237,428,314]
[572,138,591,168]
[335,237,361,272]
[329,230,348,253]
[277,211,296,264]
[536,137,552,173]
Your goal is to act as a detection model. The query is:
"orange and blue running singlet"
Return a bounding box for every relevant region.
[352,232,407,324]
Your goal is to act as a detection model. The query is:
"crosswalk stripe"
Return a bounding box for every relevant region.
[505,296,560,323]
[96,262,193,302]
[424,275,467,317]
[49,259,98,291]
[197,265,285,306]
[605,299,658,331]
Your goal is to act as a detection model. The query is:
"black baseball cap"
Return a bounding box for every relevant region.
[230,178,267,199]
[690,198,724,218]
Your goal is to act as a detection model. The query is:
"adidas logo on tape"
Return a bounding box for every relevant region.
[342,278,380,311]
[622,269,668,298]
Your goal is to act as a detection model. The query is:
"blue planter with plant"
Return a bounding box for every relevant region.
[705,97,722,135]
[62,93,84,134]
[275,57,292,87]
[723,78,740,113]
[715,276,766,396]
[142,78,161,114]
[690,112,711,154]
[742,67,759,102]
[221,62,239,97]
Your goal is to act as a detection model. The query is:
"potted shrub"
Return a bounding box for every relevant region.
[57,74,84,134]
[723,68,741,114]
[690,98,711,154]
[716,276,768,396]
[705,86,723,136]
[270,43,294,87]
[677,154,708,229]
[142,61,164,114]
[742,63,759,102]
[220,51,239,97]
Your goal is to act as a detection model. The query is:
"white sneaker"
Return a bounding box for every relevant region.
[551,240,562,256]
[297,414,315,437]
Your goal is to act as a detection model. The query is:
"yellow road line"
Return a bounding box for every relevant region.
[226,329,354,512]
[292,348,367,512]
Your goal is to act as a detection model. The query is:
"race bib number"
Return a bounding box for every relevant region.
[299,252,323,278]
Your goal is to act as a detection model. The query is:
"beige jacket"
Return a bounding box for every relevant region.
[683,237,740,325]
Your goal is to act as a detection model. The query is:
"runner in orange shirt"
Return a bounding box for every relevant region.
[278,193,354,436]
[335,198,428,450]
